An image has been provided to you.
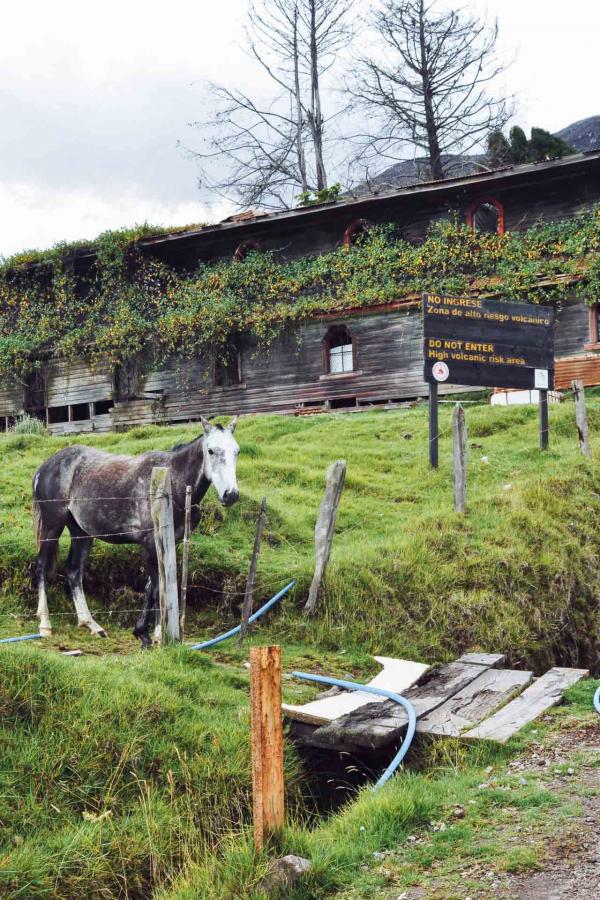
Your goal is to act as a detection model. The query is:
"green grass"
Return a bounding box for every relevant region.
[1,399,599,669]
[0,399,599,897]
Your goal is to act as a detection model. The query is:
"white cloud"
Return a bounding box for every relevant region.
[0,0,598,256]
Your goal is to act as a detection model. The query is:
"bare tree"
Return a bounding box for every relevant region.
[187,0,354,210]
[349,0,511,184]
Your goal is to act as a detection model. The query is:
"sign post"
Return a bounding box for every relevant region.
[423,293,555,461]
[429,383,439,469]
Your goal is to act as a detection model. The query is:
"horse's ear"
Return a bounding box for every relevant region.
[226,416,238,433]
[201,416,213,435]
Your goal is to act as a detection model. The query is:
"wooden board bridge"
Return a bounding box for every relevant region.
[283,653,588,752]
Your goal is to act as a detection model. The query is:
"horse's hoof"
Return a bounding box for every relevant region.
[95,629,107,638]
[39,626,52,638]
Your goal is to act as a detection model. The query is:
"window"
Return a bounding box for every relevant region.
[24,368,46,415]
[466,197,505,235]
[113,359,139,401]
[343,219,373,248]
[588,304,600,347]
[214,339,242,387]
[94,399,114,416]
[324,325,355,374]
[71,403,91,422]
[48,406,69,424]
[234,239,261,261]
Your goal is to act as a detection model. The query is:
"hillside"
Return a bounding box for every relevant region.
[0,401,599,898]
[365,115,600,191]
[1,400,599,669]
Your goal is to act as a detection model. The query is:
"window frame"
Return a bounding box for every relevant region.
[234,239,261,262]
[322,325,357,376]
[466,196,505,236]
[343,219,373,248]
[212,339,243,389]
[585,303,600,350]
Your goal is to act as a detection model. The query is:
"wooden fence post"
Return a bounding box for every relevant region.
[452,403,467,513]
[150,467,180,644]
[572,379,591,457]
[239,497,267,646]
[304,459,346,617]
[179,484,192,640]
[250,645,284,851]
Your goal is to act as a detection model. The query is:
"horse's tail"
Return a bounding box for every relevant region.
[33,501,43,553]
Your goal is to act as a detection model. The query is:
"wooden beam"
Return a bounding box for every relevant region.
[179,484,192,641]
[239,497,267,645]
[452,403,467,513]
[250,646,285,850]
[463,667,589,743]
[417,668,533,737]
[150,467,180,644]
[311,661,490,751]
[572,379,591,457]
[304,460,346,616]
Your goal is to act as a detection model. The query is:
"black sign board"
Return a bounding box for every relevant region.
[423,293,555,391]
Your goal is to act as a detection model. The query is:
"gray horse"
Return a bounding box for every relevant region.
[32,417,240,646]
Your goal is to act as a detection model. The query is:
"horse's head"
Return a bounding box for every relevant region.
[201,416,240,507]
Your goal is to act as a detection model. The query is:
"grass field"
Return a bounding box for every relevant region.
[1,397,599,668]
[0,397,599,897]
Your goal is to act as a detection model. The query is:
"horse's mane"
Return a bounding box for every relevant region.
[170,425,223,452]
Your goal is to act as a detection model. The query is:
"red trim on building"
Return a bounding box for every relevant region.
[343,219,373,247]
[466,196,505,236]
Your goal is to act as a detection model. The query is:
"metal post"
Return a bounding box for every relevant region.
[429,383,439,468]
[539,389,549,451]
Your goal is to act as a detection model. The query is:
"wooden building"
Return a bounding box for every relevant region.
[1,151,600,435]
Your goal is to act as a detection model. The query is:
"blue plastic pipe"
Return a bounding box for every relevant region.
[291,670,417,790]
[594,686,600,715]
[189,581,295,650]
[0,633,42,645]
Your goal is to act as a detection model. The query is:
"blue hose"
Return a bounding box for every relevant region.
[291,670,417,790]
[594,686,600,715]
[0,633,42,645]
[189,581,295,650]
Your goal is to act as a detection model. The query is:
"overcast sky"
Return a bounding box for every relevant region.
[1,0,598,257]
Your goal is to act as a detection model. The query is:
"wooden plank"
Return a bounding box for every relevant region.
[250,646,284,851]
[282,656,429,726]
[311,661,489,751]
[457,653,505,667]
[417,668,533,737]
[463,667,589,743]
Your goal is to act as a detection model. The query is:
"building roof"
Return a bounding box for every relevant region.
[138,150,600,250]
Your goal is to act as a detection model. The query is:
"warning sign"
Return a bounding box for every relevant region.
[423,293,555,390]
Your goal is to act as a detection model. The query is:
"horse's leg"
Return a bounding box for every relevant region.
[34,529,61,637]
[65,524,105,637]
[133,547,158,649]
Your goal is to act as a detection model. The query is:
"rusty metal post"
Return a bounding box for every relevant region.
[250,645,284,850]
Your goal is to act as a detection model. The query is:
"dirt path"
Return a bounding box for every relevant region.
[500,721,600,899]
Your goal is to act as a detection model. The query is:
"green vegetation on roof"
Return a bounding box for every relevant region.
[0,209,599,378]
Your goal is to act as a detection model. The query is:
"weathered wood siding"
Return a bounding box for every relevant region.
[0,298,597,433]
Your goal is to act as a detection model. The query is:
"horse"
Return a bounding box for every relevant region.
[32,416,240,647]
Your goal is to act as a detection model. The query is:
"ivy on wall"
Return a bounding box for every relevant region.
[0,209,599,380]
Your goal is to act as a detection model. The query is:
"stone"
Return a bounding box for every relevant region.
[258,855,312,894]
